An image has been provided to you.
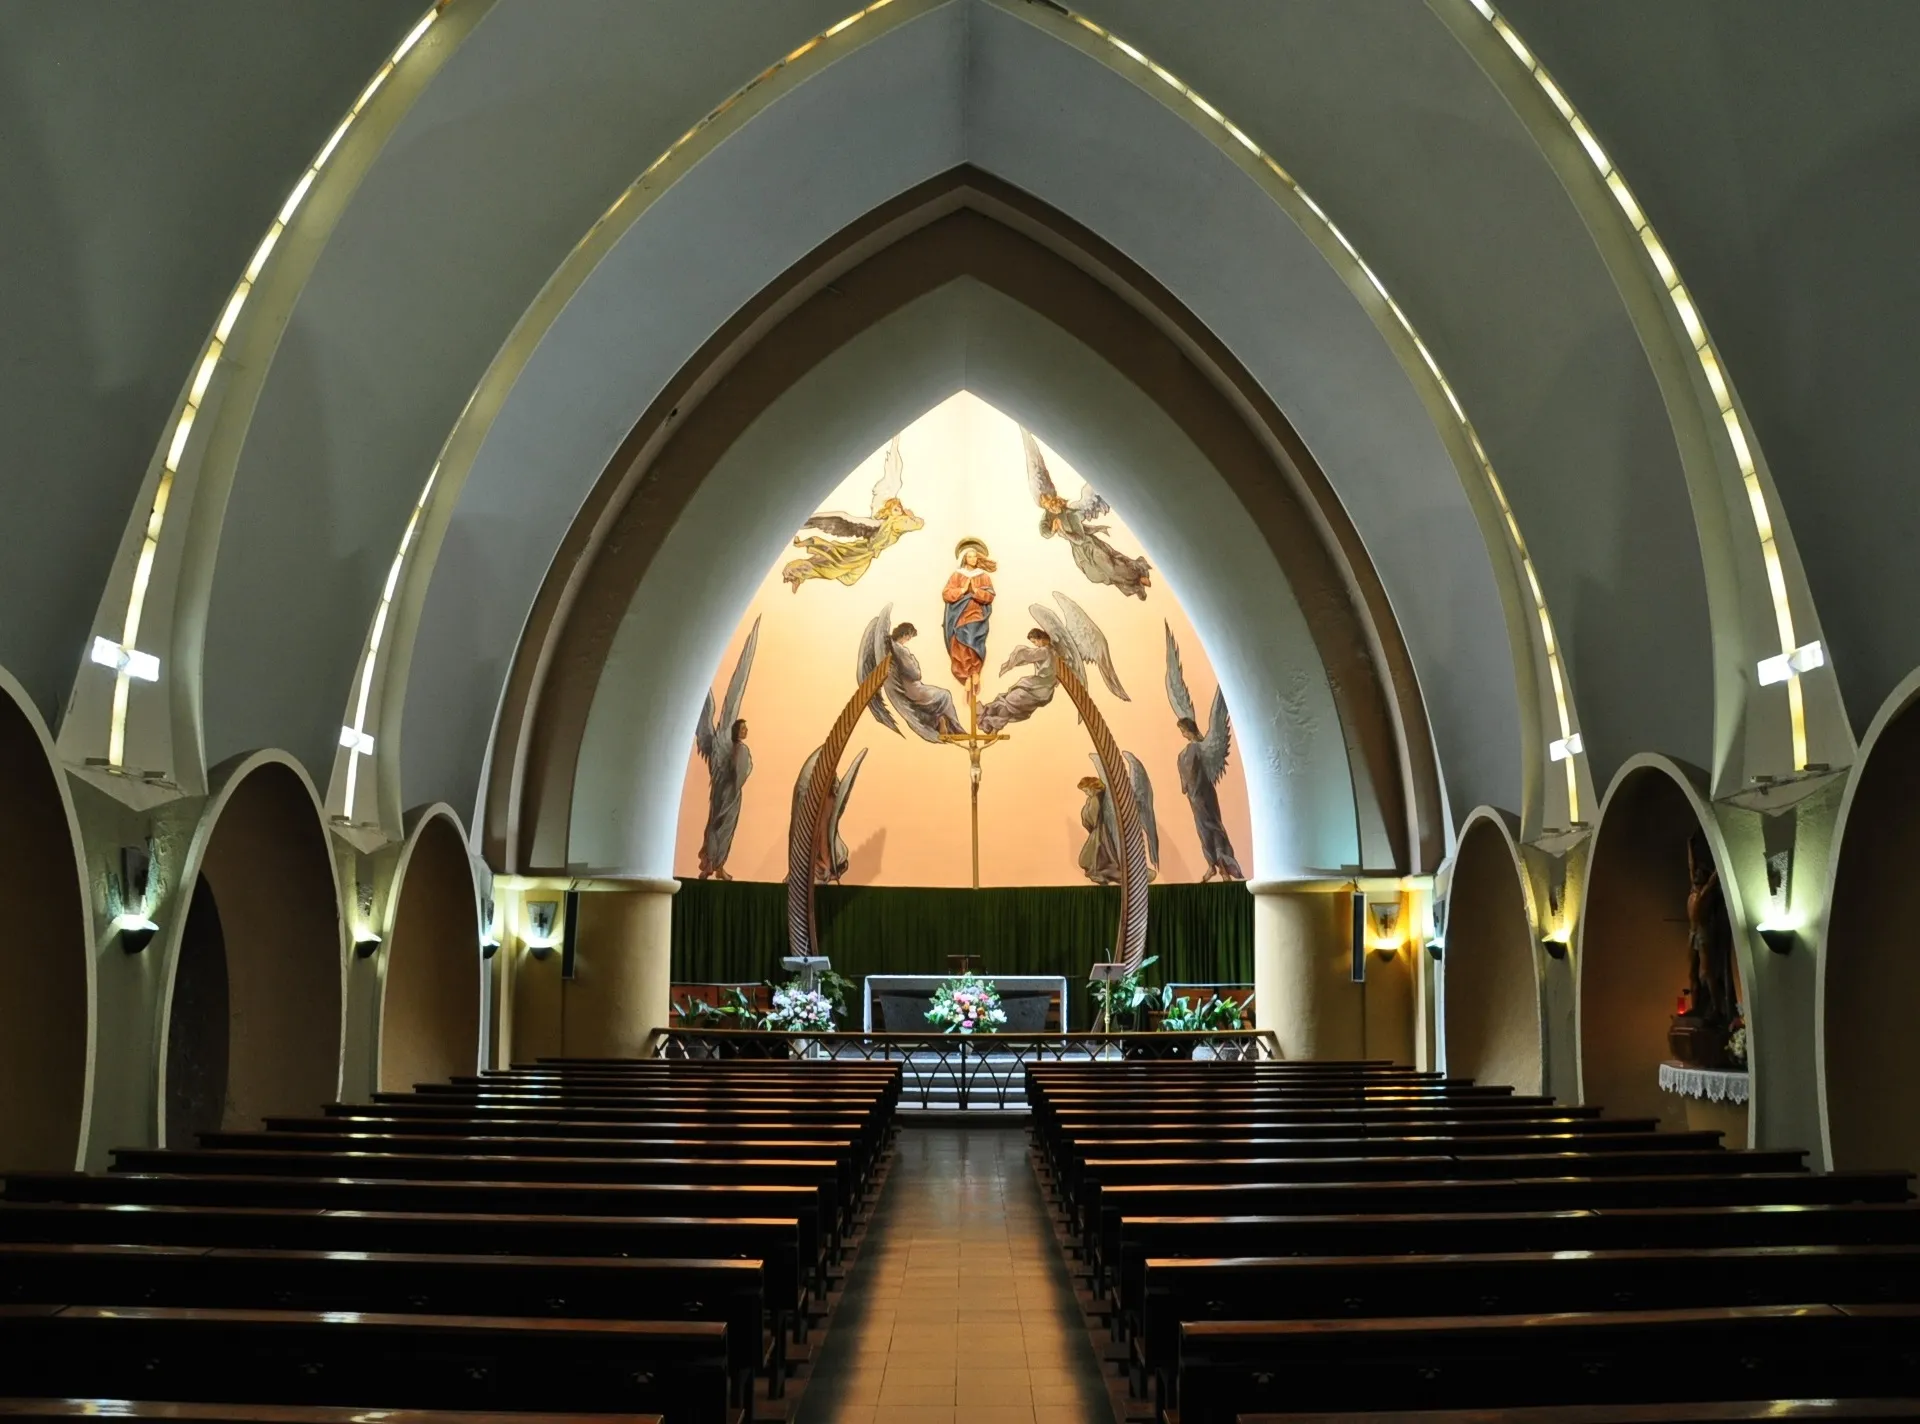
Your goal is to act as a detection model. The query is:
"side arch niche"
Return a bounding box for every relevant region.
[160,755,342,1142]
[1578,759,1748,1141]
[0,672,94,1169]
[377,810,482,1094]
[1442,810,1543,1095]
[1821,678,1920,1173]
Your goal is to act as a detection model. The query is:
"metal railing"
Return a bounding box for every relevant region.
[643,1028,1283,1110]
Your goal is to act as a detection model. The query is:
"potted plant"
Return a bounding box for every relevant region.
[1158,989,1254,1058]
[1090,955,1160,1033]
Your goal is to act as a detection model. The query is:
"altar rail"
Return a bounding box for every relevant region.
[643,1028,1282,1111]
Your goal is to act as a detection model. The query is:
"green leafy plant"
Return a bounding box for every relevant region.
[671,985,759,1029]
[1158,989,1252,1033]
[1090,955,1160,1030]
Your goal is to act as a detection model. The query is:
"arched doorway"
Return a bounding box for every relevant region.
[0,673,92,1169]
[160,755,342,1138]
[1821,680,1920,1173]
[1579,759,1748,1140]
[377,811,481,1093]
[1443,810,1543,1094]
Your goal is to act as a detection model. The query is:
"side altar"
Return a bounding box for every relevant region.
[862,975,1068,1033]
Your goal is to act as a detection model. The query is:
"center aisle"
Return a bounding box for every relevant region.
[797,1126,1112,1423]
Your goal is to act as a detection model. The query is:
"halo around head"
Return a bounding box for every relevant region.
[954,536,991,562]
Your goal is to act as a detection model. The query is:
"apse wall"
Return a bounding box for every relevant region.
[377,812,482,1093]
[0,675,92,1169]
[1822,683,1920,1173]
[670,393,1252,888]
[160,756,343,1138]
[572,281,1357,881]
[1442,812,1543,1095]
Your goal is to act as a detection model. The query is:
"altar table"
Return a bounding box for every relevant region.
[861,974,1070,1033]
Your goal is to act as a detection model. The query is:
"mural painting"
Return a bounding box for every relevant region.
[674,392,1251,887]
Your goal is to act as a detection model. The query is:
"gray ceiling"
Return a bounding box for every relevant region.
[1,0,1910,852]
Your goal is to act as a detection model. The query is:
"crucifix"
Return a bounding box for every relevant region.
[939,691,1010,889]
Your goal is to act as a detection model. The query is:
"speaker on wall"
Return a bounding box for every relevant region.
[561,888,580,981]
[1349,890,1367,984]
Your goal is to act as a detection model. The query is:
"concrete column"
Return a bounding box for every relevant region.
[551,878,679,1058]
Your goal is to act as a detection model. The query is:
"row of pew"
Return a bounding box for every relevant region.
[0,1056,902,1424]
[1027,1058,1920,1424]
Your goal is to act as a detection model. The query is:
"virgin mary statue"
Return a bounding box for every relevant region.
[942,537,996,697]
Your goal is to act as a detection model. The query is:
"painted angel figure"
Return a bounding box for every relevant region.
[1023,428,1152,600]
[978,591,1129,733]
[694,616,761,880]
[1164,622,1244,881]
[1077,752,1160,886]
[782,435,925,590]
[792,745,869,884]
[859,604,964,743]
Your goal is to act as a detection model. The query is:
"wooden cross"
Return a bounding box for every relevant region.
[938,692,1010,889]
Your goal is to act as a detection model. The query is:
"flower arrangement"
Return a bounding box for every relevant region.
[1726,1020,1748,1068]
[765,983,838,1034]
[925,972,1008,1034]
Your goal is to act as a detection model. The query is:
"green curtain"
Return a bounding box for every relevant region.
[671,879,1252,1029]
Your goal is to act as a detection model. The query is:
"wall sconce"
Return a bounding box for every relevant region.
[1425,939,1444,962]
[526,898,560,959]
[1756,923,1797,956]
[1541,933,1570,961]
[112,913,159,954]
[353,928,383,959]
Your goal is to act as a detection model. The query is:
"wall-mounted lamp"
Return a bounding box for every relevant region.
[112,913,159,954]
[1548,731,1584,762]
[1756,640,1824,686]
[526,898,560,959]
[1541,933,1571,961]
[481,938,501,960]
[1756,923,1797,956]
[1425,939,1444,962]
[353,929,383,959]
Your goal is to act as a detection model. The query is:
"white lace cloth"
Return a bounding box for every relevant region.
[1658,1060,1750,1104]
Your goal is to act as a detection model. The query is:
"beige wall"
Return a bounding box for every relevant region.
[1254,884,1414,1063]
[1579,764,1749,1139]
[1444,814,1544,1093]
[377,814,481,1092]
[163,757,345,1136]
[672,392,1251,887]
[1822,696,1920,1173]
[0,682,92,1170]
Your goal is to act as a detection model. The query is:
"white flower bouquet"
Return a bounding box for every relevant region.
[764,984,838,1034]
[925,972,1008,1034]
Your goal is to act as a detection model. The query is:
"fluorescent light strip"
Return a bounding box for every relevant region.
[1063,8,1587,821]
[1463,1,1809,769]
[334,0,906,820]
[98,2,446,769]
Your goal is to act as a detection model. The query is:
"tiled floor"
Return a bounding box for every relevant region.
[797,1126,1112,1423]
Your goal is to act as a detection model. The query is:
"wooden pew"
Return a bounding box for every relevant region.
[0,1305,730,1422]
[0,1242,766,1407]
[1174,1303,1920,1424]
[1113,1201,1920,1331]
[1140,1244,1920,1408]
[1236,1402,1920,1424]
[1089,1172,1915,1289]
[0,1405,661,1424]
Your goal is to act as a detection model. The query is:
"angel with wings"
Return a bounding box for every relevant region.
[1023,428,1152,600]
[1078,752,1160,886]
[858,605,964,743]
[978,591,1129,734]
[694,616,760,880]
[1165,622,1244,881]
[792,745,869,883]
[783,435,925,591]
